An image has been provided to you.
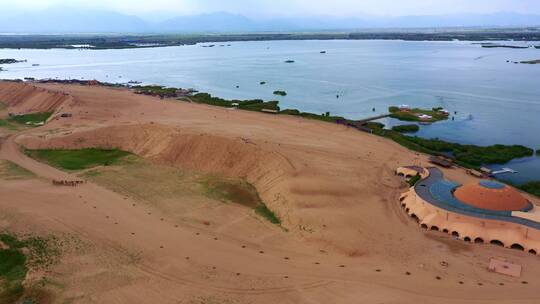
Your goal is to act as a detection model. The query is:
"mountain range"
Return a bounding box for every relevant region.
[1,8,540,33]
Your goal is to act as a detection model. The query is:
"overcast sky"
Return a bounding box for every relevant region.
[5,0,540,18]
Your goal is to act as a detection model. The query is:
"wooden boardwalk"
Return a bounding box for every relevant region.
[354,114,390,126]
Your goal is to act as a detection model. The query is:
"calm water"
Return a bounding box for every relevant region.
[1,40,539,183]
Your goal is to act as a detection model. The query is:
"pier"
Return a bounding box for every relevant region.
[491,168,518,175]
[354,114,390,127]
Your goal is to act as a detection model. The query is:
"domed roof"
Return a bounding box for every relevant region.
[454,180,531,212]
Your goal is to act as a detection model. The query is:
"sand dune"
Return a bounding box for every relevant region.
[0,81,539,303]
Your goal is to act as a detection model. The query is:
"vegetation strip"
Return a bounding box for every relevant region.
[519,182,540,198]
[1,32,539,50]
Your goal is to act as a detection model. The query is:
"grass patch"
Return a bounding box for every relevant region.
[0,160,35,180]
[255,204,281,225]
[392,124,419,133]
[8,112,52,125]
[25,148,130,170]
[80,156,282,225]
[0,233,60,303]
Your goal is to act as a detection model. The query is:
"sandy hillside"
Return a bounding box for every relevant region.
[0,81,539,304]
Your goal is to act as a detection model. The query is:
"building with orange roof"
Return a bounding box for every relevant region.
[398,167,540,255]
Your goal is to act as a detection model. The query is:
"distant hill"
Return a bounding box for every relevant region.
[1,9,539,33]
[160,13,258,33]
[0,7,148,33]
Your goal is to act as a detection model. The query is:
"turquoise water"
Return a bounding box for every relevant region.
[1,40,539,183]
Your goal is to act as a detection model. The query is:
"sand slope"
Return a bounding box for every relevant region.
[1,81,539,303]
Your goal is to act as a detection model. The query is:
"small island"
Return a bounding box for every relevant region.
[520,59,540,65]
[273,90,287,96]
[260,81,267,85]
[389,105,449,123]
[0,58,26,64]
[480,43,529,49]
[284,60,295,63]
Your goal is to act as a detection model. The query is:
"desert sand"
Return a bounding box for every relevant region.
[0,81,539,303]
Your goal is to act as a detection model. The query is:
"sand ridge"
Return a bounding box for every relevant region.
[1,81,539,303]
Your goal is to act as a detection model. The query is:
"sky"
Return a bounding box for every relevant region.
[5,0,540,19]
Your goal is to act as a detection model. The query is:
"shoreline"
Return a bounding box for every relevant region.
[0,31,539,50]
[3,78,537,179]
[1,78,538,197]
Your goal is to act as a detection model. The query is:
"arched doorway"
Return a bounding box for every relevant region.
[490,240,504,247]
[529,249,537,255]
[511,244,525,251]
[411,214,419,223]
[430,226,439,232]
[421,224,428,230]
[443,229,449,233]
[474,237,484,244]
[451,231,459,238]
[464,237,471,242]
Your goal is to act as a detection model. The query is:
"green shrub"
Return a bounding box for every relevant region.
[389,106,399,113]
[273,90,287,96]
[408,174,421,187]
[392,124,419,133]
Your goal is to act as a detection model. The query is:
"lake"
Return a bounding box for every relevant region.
[1,40,539,184]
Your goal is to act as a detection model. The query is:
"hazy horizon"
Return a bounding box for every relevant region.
[4,0,540,20]
[1,1,540,33]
